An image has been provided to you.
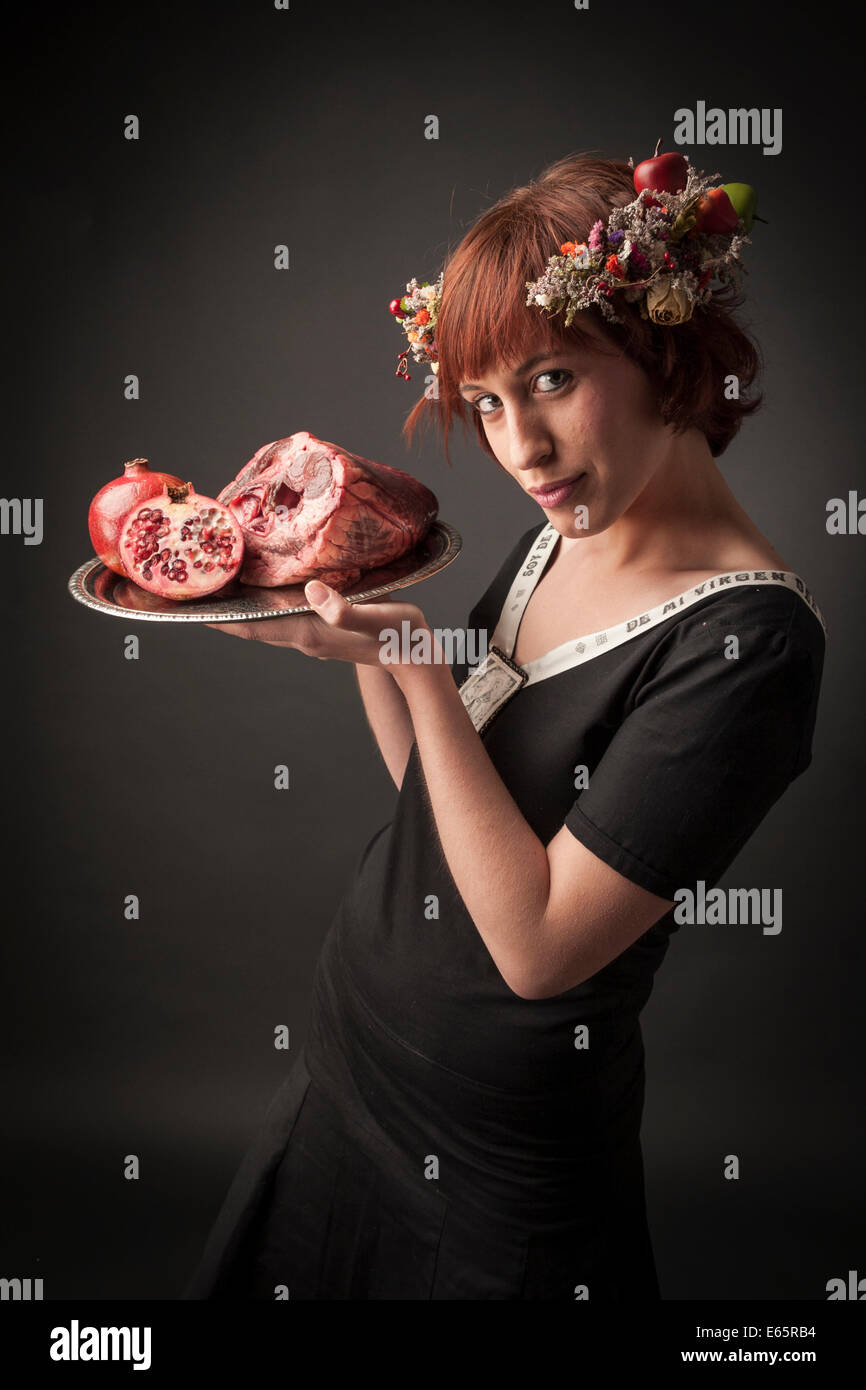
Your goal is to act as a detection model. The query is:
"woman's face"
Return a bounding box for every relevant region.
[457,320,675,537]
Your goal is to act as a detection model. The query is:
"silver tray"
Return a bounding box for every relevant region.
[68,520,462,622]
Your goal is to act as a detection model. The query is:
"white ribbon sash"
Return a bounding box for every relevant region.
[458,523,827,734]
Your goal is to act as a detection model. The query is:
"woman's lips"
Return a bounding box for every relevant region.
[528,473,585,508]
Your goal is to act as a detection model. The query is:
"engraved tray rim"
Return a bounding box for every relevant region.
[67,519,462,622]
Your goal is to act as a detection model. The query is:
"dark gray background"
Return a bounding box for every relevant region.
[2,0,862,1300]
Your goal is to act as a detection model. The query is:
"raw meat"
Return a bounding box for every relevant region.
[218,432,439,588]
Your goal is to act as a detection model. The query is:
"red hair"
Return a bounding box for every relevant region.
[400,152,763,464]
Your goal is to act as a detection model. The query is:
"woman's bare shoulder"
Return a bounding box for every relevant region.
[675,531,792,580]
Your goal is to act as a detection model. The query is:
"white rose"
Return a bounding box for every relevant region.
[645,277,694,325]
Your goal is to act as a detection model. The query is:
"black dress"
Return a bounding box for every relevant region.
[183,520,827,1301]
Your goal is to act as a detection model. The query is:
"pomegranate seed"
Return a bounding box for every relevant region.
[203,562,214,572]
[142,569,152,580]
[193,560,202,568]
[160,564,169,574]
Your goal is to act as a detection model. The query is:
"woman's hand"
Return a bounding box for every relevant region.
[206,578,432,669]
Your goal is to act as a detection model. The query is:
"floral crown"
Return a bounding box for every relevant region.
[388,142,760,378]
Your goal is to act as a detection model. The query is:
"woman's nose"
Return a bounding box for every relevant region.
[502,407,553,473]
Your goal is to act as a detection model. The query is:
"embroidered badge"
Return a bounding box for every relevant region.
[458,644,528,734]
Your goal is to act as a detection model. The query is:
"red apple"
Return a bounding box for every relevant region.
[694,187,739,235]
[633,139,689,196]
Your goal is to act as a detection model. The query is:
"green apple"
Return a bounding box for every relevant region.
[721,183,757,231]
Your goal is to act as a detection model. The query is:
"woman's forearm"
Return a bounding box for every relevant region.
[354,662,416,790]
[393,652,551,996]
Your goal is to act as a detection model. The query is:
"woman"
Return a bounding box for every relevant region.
[183,153,826,1300]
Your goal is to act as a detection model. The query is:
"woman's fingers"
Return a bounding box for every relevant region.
[205,616,314,645]
[203,587,364,643]
[305,582,423,638]
[202,583,429,666]
[205,611,371,660]
[204,620,255,638]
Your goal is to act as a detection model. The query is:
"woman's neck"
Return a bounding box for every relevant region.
[556,431,777,576]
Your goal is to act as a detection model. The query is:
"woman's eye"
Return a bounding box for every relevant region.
[536,369,571,392]
[470,370,572,416]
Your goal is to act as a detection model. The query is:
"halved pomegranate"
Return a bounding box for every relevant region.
[117,482,244,600]
[88,458,184,576]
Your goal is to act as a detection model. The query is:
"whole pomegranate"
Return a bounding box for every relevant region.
[118,482,245,600]
[88,458,184,576]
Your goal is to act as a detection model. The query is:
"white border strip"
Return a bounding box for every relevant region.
[490,523,828,687]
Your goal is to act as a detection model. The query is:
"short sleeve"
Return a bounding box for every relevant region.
[564,596,825,900]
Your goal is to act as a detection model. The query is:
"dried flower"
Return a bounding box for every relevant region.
[392,272,444,370]
[644,278,694,324]
[394,155,752,384]
[524,159,749,329]
[588,219,605,253]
